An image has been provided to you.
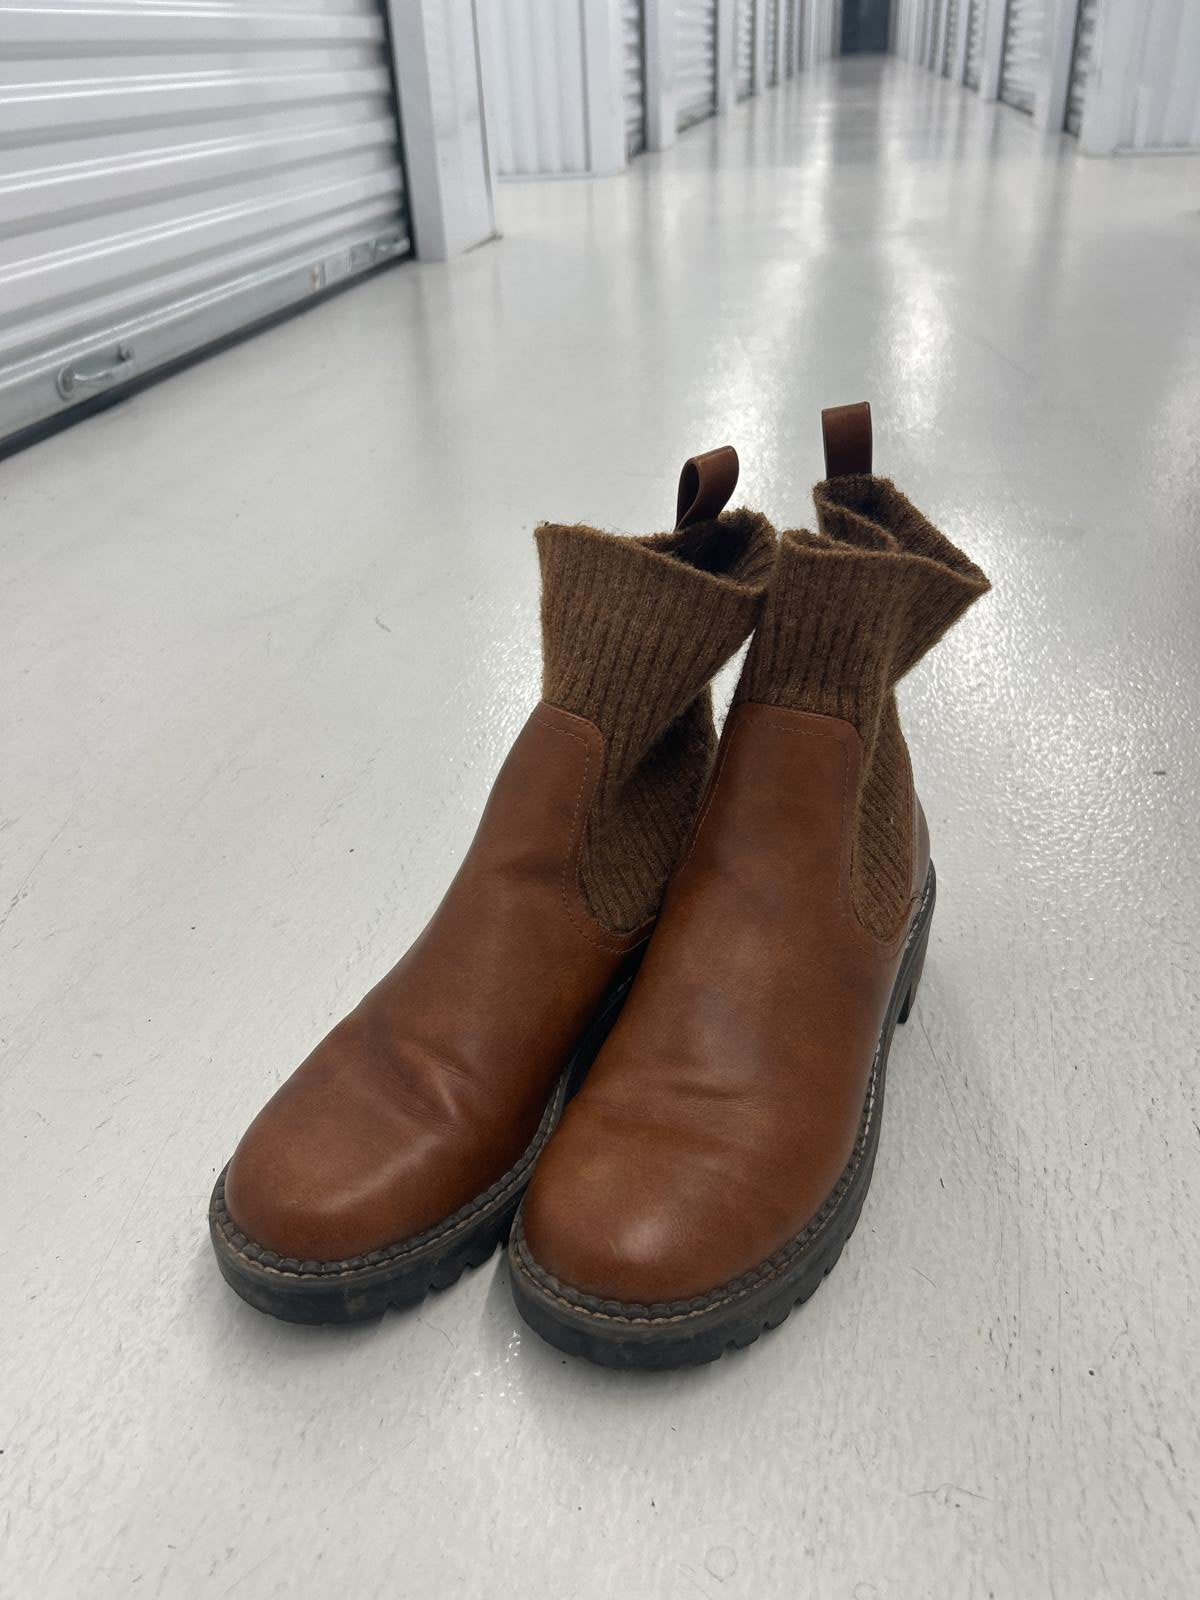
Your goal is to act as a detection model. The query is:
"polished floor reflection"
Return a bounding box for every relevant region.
[3,56,1198,1600]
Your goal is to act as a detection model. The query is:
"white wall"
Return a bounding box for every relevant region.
[475,1,590,176]
[387,0,496,258]
[1080,0,1200,153]
[477,0,841,178]
[892,0,1200,153]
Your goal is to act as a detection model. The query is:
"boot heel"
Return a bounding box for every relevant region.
[896,941,925,1024]
[896,879,934,1025]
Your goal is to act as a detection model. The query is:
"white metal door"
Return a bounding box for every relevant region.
[736,0,756,98]
[943,0,960,74]
[999,0,1046,114]
[1064,0,1098,135]
[623,0,647,155]
[675,0,718,128]
[964,0,987,88]
[0,0,409,443]
[764,0,780,85]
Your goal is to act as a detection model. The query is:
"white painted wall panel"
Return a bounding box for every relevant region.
[736,0,756,96]
[893,0,925,62]
[623,0,647,154]
[676,0,718,128]
[999,0,1046,114]
[801,0,836,64]
[476,0,588,176]
[1122,0,1200,149]
[391,0,494,261]
[1065,0,1097,134]
[764,0,780,83]
[0,0,409,442]
[943,0,961,74]
[965,0,987,88]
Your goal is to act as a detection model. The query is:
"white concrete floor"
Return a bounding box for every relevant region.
[3,56,1199,1599]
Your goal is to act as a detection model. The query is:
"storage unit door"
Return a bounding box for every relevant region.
[1064,0,1098,136]
[765,0,780,85]
[964,0,986,88]
[736,0,756,97]
[0,0,410,445]
[623,0,647,155]
[943,0,960,74]
[999,0,1045,114]
[784,0,797,77]
[675,0,718,128]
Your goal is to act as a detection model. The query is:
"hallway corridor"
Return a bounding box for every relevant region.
[3,56,1198,1599]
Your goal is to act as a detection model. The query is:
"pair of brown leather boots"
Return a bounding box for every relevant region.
[209,403,989,1369]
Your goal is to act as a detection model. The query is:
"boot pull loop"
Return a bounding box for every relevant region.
[675,445,739,529]
[821,402,872,478]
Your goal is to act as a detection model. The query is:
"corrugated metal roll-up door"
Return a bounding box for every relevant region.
[999,0,1046,114]
[0,0,409,445]
[675,0,718,129]
[764,0,780,86]
[736,0,756,98]
[943,0,960,74]
[784,0,796,77]
[623,0,647,156]
[964,0,986,89]
[1064,0,1098,136]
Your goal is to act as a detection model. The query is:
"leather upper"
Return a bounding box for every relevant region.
[520,701,929,1305]
[224,704,648,1262]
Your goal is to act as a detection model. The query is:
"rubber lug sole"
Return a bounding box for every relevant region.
[508,864,936,1370]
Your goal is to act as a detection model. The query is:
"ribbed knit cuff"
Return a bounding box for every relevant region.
[536,508,776,931]
[537,510,777,799]
[739,477,990,716]
[737,475,989,942]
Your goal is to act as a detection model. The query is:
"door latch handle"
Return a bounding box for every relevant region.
[57,342,135,399]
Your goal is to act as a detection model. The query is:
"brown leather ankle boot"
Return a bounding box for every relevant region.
[209,451,776,1322]
[510,405,991,1368]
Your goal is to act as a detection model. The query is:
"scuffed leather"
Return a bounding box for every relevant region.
[224,704,649,1262]
[521,701,926,1305]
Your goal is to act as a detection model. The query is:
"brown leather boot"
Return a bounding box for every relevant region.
[510,405,991,1367]
[209,451,775,1322]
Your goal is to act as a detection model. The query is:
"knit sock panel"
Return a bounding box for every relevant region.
[581,698,716,932]
[737,483,989,940]
[537,508,776,931]
[813,476,990,678]
[854,695,914,939]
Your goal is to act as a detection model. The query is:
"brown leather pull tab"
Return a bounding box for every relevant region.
[821,402,872,478]
[675,445,739,529]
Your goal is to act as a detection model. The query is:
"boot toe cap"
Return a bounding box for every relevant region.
[221,1062,478,1263]
[223,1116,415,1265]
[518,1104,782,1308]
